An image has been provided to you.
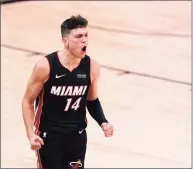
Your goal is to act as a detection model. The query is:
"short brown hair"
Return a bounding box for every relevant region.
[61,15,88,37]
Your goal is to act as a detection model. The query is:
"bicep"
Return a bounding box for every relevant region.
[87,78,98,100]
[24,75,44,104]
[23,59,49,104]
[87,59,100,101]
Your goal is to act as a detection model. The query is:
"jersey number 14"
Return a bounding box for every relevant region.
[64,97,82,111]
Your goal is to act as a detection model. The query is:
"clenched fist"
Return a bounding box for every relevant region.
[101,123,114,137]
[28,134,44,150]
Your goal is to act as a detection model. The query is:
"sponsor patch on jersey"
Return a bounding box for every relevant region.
[77,74,86,78]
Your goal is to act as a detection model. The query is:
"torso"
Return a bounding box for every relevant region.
[36,51,91,133]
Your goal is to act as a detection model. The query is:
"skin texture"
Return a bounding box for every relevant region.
[87,59,114,137]
[22,27,114,151]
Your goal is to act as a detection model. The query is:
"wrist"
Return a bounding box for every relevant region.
[27,130,35,139]
[100,121,108,127]
[87,98,108,126]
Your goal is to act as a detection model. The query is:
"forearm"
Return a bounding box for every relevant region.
[22,100,35,138]
[86,98,108,126]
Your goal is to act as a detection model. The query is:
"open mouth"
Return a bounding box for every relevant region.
[82,46,87,52]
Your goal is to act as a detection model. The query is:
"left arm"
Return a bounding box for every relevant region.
[86,59,113,137]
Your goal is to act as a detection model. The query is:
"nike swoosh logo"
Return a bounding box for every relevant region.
[79,129,84,134]
[55,74,66,78]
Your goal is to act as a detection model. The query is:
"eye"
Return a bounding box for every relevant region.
[76,35,82,38]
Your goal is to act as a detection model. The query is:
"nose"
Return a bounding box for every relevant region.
[82,36,87,43]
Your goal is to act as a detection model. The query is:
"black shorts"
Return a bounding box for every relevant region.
[36,129,87,169]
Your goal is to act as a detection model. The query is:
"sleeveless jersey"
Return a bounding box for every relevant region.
[35,52,91,133]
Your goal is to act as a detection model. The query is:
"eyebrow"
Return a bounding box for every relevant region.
[74,32,88,36]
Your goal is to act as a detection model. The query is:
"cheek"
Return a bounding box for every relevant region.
[71,38,80,45]
[69,41,80,50]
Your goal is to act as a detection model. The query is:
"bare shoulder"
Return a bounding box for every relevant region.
[31,56,50,82]
[90,58,100,82]
[34,56,49,70]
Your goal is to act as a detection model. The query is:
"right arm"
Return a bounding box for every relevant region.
[22,57,49,139]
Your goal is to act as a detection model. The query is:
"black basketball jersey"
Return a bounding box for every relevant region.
[35,52,91,133]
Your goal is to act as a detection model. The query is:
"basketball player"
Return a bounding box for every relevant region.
[22,15,114,169]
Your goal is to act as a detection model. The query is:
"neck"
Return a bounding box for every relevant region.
[61,49,81,66]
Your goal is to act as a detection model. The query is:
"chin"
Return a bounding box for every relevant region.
[79,54,86,58]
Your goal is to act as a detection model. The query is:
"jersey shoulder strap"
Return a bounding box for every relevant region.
[79,55,91,74]
[44,51,57,79]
